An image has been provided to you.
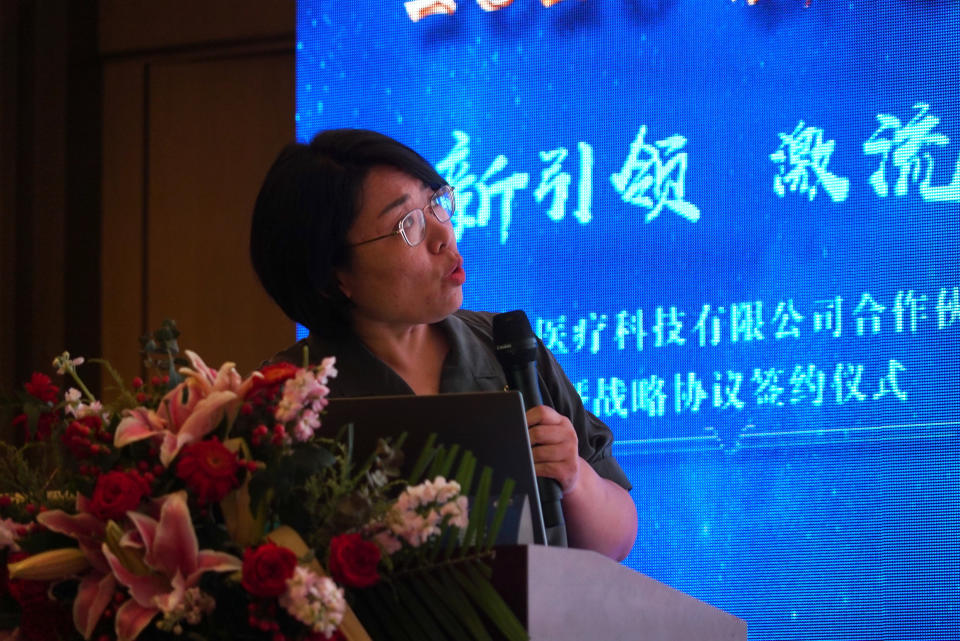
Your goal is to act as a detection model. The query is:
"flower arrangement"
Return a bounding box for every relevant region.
[0,321,526,641]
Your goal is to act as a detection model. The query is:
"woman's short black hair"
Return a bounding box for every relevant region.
[250,129,446,336]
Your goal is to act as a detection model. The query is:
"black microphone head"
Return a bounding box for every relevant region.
[493,310,539,368]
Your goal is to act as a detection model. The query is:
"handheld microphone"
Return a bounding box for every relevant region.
[492,310,567,546]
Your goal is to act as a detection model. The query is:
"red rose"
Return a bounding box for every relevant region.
[24,372,58,404]
[241,542,298,597]
[87,470,150,521]
[328,533,381,588]
[246,362,299,402]
[175,438,240,505]
[251,362,299,391]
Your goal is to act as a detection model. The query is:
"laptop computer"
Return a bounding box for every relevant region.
[321,391,547,545]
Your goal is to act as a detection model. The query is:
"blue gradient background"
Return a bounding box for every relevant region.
[296,1,960,638]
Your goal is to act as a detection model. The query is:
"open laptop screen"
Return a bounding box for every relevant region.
[322,391,547,545]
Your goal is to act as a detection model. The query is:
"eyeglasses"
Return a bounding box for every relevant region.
[349,185,455,248]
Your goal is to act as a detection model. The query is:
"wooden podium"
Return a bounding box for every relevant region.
[489,546,747,641]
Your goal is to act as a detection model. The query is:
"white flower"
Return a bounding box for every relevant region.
[379,476,468,549]
[315,356,338,384]
[280,566,345,636]
[434,479,461,504]
[292,408,321,443]
[0,518,26,552]
[440,496,470,529]
[408,479,439,505]
[63,388,109,420]
[371,529,402,555]
[157,587,216,633]
[65,397,107,420]
[83,401,104,417]
[52,352,84,375]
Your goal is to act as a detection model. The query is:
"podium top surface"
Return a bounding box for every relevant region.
[491,545,747,641]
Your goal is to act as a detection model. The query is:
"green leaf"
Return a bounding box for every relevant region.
[87,357,138,410]
[247,471,270,511]
[366,584,426,641]
[349,435,525,640]
[350,590,388,639]
[435,444,460,479]
[340,422,355,484]
[355,586,400,641]
[405,574,472,640]
[442,452,474,553]
[0,441,47,499]
[485,478,516,550]
[289,442,337,477]
[431,567,494,641]
[408,433,438,485]
[453,451,477,494]
[350,432,407,488]
[393,580,448,641]
[464,467,493,549]
[21,403,42,441]
[0,612,20,630]
[349,591,390,640]
[454,562,529,641]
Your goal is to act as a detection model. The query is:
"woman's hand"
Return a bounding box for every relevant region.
[525,405,638,560]
[525,405,581,494]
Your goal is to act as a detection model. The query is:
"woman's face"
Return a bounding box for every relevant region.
[335,166,465,329]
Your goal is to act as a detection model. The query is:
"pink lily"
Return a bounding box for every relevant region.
[179,350,247,394]
[114,407,167,449]
[114,351,261,467]
[102,491,242,641]
[37,494,110,572]
[36,495,117,640]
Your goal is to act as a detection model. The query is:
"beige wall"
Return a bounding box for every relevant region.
[2,0,298,440]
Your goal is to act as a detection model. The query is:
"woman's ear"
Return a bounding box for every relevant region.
[332,268,352,300]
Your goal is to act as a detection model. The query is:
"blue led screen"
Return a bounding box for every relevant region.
[296,2,960,638]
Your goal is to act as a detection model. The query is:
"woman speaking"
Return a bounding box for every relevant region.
[250,129,637,561]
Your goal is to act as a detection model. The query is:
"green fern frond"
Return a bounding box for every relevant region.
[353,436,529,641]
[0,441,56,502]
[486,478,516,551]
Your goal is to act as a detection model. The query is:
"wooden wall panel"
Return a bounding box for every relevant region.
[0,0,21,400]
[99,0,294,55]
[99,1,296,384]
[100,61,146,380]
[2,1,99,441]
[144,53,295,374]
[4,0,294,441]
[16,2,68,382]
[28,5,68,373]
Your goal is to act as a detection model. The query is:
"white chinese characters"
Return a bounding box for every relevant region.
[610,126,701,223]
[770,121,849,202]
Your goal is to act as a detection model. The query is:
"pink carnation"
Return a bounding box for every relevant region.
[274,358,337,443]
[373,477,469,551]
[279,566,345,637]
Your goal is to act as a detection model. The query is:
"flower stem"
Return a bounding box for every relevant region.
[385,549,495,583]
[67,369,96,403]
